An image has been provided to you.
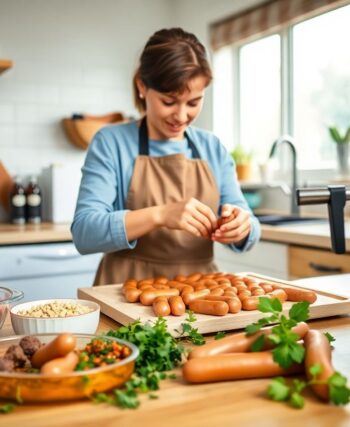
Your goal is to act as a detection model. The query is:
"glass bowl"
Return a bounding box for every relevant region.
[0,333,139,402]
[0,287,24,330]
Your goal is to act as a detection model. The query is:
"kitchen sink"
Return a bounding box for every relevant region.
[255,214,328,226]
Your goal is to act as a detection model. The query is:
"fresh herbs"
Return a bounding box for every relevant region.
[175,311,206,346]
[0,403,16,414]
[268,365,350,408]
[245,297,310,368]
[100,317,185,408]
[214,331,226,340]
[324,332,336,343]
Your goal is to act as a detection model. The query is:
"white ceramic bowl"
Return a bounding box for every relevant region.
[10,299,100,335]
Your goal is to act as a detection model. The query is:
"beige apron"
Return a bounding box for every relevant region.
[94,118,220,285]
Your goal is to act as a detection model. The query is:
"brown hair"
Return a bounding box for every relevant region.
[133,28,212,113]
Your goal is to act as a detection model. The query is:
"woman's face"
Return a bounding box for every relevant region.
[139,75,207,141]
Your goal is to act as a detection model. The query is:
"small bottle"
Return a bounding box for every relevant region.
[10,176,26,224]
[26,176,42,224]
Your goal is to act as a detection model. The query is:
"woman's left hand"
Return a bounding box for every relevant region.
[212,204,251,245]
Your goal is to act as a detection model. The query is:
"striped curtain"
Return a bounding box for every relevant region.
[210,0,350,50]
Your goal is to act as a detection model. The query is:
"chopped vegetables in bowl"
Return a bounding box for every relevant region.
[0,333,139,402]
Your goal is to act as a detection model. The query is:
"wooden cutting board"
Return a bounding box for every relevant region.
[78,273,350,336]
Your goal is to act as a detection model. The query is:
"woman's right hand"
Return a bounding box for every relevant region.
[158,198,218,238]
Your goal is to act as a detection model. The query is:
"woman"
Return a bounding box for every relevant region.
[71,28,261,285]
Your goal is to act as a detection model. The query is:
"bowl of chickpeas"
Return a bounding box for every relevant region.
[10,299,100,335]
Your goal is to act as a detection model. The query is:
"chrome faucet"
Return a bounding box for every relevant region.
[269,135,299,215]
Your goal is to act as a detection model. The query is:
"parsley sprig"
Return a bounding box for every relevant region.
[245,297,310,368]
[94,318,185,409]
[175,310,206,346]
[268,364,350,408]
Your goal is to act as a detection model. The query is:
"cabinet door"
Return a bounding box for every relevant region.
[289,246,350,279]
[214,241,288,279]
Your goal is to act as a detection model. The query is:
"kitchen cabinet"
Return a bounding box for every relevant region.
[288,245,350,279]
[0,59,13,74]
[214,241,289,279]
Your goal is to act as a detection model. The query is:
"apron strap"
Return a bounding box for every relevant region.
[139,117,201,159]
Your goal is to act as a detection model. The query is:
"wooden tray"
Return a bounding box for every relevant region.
[78,273,350,336]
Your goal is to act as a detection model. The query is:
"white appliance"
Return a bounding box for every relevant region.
[39,164,82,223]
[0,242,102,302]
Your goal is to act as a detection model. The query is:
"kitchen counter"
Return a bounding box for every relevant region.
[1,276,350,427]
[1,219,349,253]
[0,223,72,245]
[261,221,350,251]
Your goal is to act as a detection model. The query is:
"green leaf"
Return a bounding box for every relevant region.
[328,372,347,388]
[289,301,310,322]
[329,126,344,143]
[0,403,16,414]
[328,373,350,405]
[258,297,280,313]
[268,333,281,345]
[250,334,265,352]
[245,322,263,336]
[309,363,323,378]
[272,344,293,369]
[289,342,305,364]
[185,310,197,323]
[324,332,336,343]
[291,379,307,394]
[214,331,226,340]
[270,298,283,312]
[114,389,140,409]
[267,377,290,401]
[289,392,304,409]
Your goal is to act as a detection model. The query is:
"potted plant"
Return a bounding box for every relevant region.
[230,145,253,181]
[328,125,350,176]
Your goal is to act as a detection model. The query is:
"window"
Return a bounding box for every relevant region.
[213,4,350,171]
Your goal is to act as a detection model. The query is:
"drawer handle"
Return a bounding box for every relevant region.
[309,262,343,273]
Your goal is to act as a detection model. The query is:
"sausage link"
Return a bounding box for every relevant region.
[183,352,303,383]
[273,285,317,304]
[182,289,210,306]
[140,288,179,306]
[168,296,186,316]
[40,351,79,375]
[125,288,142,302]
[204,295,242,314]
[210,288,225,296]
[304,330,334,401]
[152,297,171,317]
[189,299,229,316]
[186,273,203,283]
[31,333,77,368]
[189,322,310,359]
[269,289,288,303]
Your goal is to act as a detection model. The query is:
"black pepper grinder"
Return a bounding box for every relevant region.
[10,175,26,224]
[26,175,42,224]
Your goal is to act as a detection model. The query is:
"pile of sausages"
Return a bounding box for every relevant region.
[122,272,318,317]
[183,323,337,402]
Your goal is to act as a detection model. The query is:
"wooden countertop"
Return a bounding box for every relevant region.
[1,277,350,427]
[0,223,72,245]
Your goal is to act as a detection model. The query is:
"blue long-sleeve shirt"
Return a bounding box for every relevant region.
[71,120,261,255]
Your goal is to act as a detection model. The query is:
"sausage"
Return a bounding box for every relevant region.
[183,352,303,383]
[154,276,169,285]
[31,333,77,368]
[125,288,142,302]
[259,282,274,293]
[304,330,334,401]
[152,297,171,317]
[186,273,203,283]
[40,351,79,375]
[217,212,235,228]
[268,289,288,303]
[139,288,179,306]
[241,296,261,311]
[182,289,211,305]
[137,278,155,286]
[204,295,242,314]
[273,285,317,304]
[168,296,186,316]
[189,299,229,316]
[174,274,188,283]
[189,322,309,359]
[210,288,225,296]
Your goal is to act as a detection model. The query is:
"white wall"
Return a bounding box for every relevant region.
[0,0,172,176]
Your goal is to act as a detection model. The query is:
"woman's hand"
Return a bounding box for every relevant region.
[158,198,218,238]
[212,204,251,245]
